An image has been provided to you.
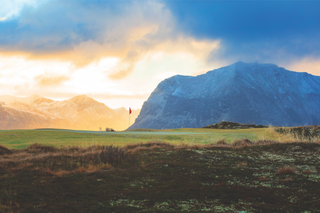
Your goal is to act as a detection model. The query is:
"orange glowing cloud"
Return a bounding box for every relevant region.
[107,37,220,79]
[34,74,70,86]
[0,0,221,80]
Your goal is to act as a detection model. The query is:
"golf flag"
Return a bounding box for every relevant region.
[129,107,132,127]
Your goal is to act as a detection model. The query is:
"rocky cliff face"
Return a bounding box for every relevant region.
[130,62,320,129]
[0,95,140,131]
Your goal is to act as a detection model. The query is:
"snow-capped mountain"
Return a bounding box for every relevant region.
[0,95,140,130]
[130,62,320,129]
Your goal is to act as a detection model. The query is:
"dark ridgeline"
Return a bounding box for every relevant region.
[130,62,320,129]
[203,121,268,129]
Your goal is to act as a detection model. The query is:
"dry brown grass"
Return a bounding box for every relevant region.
[1,139,317,177]
[0,145,13,155]
[2,138,320,212]
[149,145,162,149]
[173,144,189,150]
[216,139,227,145]
[254,140,279,146]
[259,176,269,181]
[189,144,201,150]
[236,162,248,166]
[27,143,58,153]
[124,141,175,153]
[127,146,149,154]
[138,139,274,151]
[266,127,299,142]
[275,126,320,142]
[302,169,313,175]
[277,166,297,175]
[0,143,135,176]
[232,138,253,148]
[279,177,294,182]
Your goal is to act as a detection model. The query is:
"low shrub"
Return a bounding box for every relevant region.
[124,141,174,150]
[216,139,227,145]
[277,166,296,175]
[1,144,136,175]
[27,143,59,153]
[0,145,12,155]
[254,140,278,145]
[232,138,253,147]
[302,170,313,175]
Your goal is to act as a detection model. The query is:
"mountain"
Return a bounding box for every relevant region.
[130,62,320,129]
[0,95,140,131]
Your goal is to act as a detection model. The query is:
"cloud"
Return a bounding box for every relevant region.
[2,0,320,110]
[0,0,220,79]
[88,92,150,100]
[0,1,168,60]
[34,74,69,86]
[1,1,163,54]
[0,0,44,20]
[163,0,320,65]
[1,0,320,73]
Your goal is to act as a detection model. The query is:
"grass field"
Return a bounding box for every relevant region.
[0,128,319,212]
[0,127,286,150]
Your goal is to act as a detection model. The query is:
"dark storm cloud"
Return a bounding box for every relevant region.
[162,0,320,63]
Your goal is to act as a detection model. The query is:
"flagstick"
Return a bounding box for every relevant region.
[129,107,132,128]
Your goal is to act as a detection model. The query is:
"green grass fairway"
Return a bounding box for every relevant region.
[0,127,280,149]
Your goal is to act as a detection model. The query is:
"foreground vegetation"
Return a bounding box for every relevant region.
[1,139,320,212]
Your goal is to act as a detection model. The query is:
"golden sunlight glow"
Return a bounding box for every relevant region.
[0,0,234,111]
[0,37,221,109]
[0,1,220,81]
[2,0,320,131]
[287,58,320,76]
[34,74,69,86]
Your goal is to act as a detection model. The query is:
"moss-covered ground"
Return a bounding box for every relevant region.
[1,140,320,212]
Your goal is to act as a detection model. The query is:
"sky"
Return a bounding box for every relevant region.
[0,0,320,109]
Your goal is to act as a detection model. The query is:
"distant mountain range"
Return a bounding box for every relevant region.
[130,62,320,129]
[0,94,139,130]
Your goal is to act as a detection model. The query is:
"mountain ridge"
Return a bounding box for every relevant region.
[0,95,140,131]
[130,62,320,129]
